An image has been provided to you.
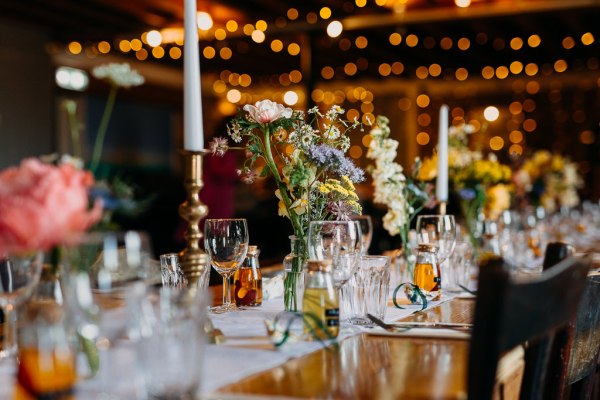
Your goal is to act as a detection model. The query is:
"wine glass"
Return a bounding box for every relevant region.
[415,215,457,265]
[308,220,362,288]
[352,215,373,255]
[0,252,43,358]
[204,218,249,313]
[60,231,152,394]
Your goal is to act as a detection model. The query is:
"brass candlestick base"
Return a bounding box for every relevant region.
[179,150,210,287]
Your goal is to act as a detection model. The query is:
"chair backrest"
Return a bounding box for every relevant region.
[542,242,575,270]
[468,254,592,400]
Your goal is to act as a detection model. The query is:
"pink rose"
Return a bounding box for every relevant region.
[0,158,103,255]
[243,100,293,124]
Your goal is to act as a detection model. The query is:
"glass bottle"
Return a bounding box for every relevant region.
[413,243,441,301]
[283,235,307,312]
[303,259,339,339]
[233,245,262,307]
[15,264,76,400]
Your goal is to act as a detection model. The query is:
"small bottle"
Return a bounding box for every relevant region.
[413,243,441,301]
[234,245,262,307]
[303,260,339,339]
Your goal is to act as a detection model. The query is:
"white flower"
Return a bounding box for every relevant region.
[243,100,293,124]
[227,122,243,143]
[326,105,345,120]
[323,125,341,140]
[92,63,145,88]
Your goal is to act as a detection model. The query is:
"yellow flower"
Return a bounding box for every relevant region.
[340,175,354,191]
[347,190,359,201]
[275,189,308,217]
[485,184,511,220]
[551,155,565,172]
[318,184,330,194]
[532,150,552,170]
[346,200,363,214]
[418,155,438,181]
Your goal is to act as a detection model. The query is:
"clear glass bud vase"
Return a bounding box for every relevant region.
[283,235,307,312]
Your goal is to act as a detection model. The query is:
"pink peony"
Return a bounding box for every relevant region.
[243,100,293,124]
[0,158,103,255]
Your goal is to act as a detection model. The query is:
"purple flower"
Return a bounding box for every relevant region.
[306,144,365,183]
[458,188,476,200]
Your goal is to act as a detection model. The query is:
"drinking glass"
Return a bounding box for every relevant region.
[204,218,249,313]
[346,255,391,325]
[160,253,187,289]
[0,252,43,358]
[308,221,362,324]
[308,220,362,288]
[445,241,474,293]
[134,286,207,399]
[352,215,373,255]
[60,231,152,394]
[415,215,457,264]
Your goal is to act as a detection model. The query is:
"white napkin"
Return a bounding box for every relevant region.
[262,274,284,300]
[367,327,470,340]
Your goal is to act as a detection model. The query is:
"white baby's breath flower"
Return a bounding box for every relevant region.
[92,63,145,88]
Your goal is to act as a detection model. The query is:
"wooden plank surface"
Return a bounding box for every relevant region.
[214,298,523,399]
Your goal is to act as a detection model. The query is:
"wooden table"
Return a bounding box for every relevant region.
[211,295,525,399]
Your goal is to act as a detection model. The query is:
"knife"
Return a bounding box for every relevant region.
[367,313,472,331]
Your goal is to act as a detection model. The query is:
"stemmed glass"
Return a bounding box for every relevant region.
[352,215,373,255]
[204,218,249,313]
[308,220,363,288]
[308,220,362,325]
[0,253,43,358]
[415,215,457,265]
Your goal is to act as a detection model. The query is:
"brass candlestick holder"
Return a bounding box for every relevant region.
[178,150,210,287]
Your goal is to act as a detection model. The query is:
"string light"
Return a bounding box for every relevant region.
[327,21,343,38]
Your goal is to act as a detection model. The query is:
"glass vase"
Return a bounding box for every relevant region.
[391,245,416,289]
[282,235,307,312]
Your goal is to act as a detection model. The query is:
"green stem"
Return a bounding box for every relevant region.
[90,84,118,174]
[262,126,303,237]
[65,103,81,159]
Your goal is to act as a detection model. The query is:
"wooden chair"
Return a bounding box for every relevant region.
[468,254,592,400]
[536,243,600,400]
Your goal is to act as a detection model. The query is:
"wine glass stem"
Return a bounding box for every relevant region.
[222,274,232,307]
[2,306,16,356]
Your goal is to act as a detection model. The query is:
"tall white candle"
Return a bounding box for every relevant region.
[183,0,204,150]
[436,104,449,202]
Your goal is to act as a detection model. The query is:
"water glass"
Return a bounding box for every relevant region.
[135,286,207,399]
[160,253,187,289]
[346,255,391,325]
[444,241,474,293]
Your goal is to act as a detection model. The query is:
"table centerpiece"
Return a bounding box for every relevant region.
[366,115,436,282]
[221,100,365,311]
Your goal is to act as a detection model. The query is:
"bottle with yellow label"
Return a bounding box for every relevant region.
[303,260,339,339]
[413,243,441,301]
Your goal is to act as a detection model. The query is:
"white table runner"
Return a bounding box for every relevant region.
[0,294,454,399]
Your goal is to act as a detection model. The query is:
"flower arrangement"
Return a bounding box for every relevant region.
[63,63,148,227]
[224,100,365,311]
[366,116,435,270]
[0,158,102,256]
[513,150,582,213]
[89,63,145,173]
[419,123,512,245]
